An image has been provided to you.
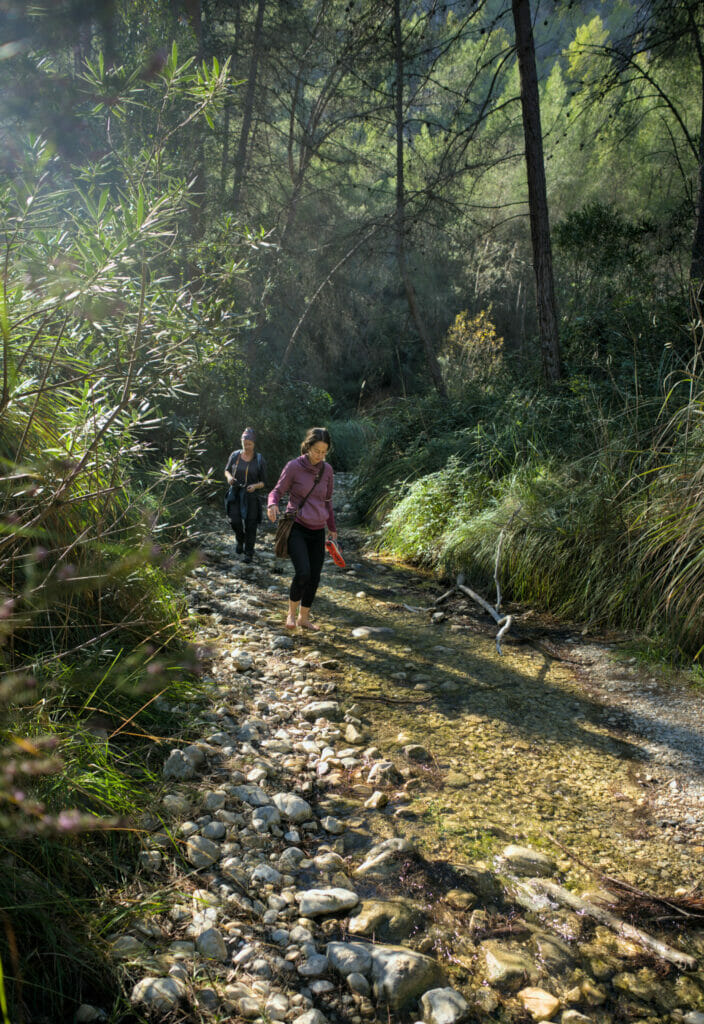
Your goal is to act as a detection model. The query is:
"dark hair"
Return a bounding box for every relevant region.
[300,427,331,455]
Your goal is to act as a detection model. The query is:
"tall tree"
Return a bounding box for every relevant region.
[393,0,447,396]
[511,0,562,381]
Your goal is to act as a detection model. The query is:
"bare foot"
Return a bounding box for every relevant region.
[285,616,297,629]
[297,619,320,631]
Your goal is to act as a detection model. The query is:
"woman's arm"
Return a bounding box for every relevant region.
[267,460,293,520]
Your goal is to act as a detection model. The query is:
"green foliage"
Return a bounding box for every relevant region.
[0,42,232,1023]
[370,324,704,660]
[439,310,505,393]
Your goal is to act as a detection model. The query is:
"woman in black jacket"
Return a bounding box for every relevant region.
[224,428,267,563]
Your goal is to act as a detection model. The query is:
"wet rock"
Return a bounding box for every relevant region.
[348,899,425,943]
[273,792,314,823]
[482,942,535,990]
[354,837,414,877]
[131,976,186,1012]
[403,744,432,763]
[474,988,499,1013]
[369,944,445,1010]
[327,941,373,976]
[163,749,198,780]
[295,887,360,917]
[517,987,560,1020]
[186,835,221,868]
[611,969,660,1002]
[345,723,366,744]
[352,626,395,639]
[561,1012,593,1023]
[445,770,471,788]
[196,927,228,961]
[272,635,294,650]
[420,987,470,1024]
[445,889,477,911]
[532,933,574,972]
[500,845,557,878]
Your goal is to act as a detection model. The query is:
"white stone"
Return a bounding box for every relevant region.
[420,987,470,1024]
[298,953,329,977]
[186,835,220,868]
[196,927,228,962]
[295,887,359,917]
[163,749,197,780]
[327,941,373,976]
[293,1010,329,1024]
[251,863,283,885]
[273,791,314,823]
[131,976,186,1012]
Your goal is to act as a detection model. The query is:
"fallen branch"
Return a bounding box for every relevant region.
[456,580,512,654]
[434,587,456,606]
[528,878,697,971]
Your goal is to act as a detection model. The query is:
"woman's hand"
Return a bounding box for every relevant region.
[267,506,277,522]
[328,531,338,541]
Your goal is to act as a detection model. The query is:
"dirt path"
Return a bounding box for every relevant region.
[131,498,704,1024]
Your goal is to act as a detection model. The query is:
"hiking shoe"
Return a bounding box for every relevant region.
[243,553,253,564]
[235,542,244,554]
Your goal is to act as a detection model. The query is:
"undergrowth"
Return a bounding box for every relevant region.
[361,329,704,662]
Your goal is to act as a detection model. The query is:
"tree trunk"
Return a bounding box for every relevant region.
[220,0,241,194]
[689,20,704,298]
[233,0,266,208]
[393,0,447,397]
[511,0,563,382]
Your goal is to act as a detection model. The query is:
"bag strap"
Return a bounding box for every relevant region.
[296,464,324,514]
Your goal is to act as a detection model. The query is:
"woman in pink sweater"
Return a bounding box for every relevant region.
[267,427,337,630]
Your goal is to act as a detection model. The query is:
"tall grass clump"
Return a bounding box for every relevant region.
[0,44,236,1022]
[372,318,704,661]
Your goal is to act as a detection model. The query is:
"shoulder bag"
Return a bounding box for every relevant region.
[274,464,324,558]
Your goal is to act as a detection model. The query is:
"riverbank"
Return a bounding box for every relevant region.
[79,489,704,1024]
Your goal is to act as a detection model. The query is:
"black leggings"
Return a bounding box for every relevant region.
[229,492,260,553]
[288,522,325,608]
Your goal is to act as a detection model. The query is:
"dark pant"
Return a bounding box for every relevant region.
[288,522,325,608]
[229,492,259,554]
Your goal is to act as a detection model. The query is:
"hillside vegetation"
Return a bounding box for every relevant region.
[0,0,703,1018]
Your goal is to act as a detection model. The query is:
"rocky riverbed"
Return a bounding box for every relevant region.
[78,480,704,1024]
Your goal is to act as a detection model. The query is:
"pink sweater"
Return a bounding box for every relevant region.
[268,456,336,532]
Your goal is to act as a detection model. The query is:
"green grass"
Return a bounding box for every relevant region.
[367,348,704,662]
